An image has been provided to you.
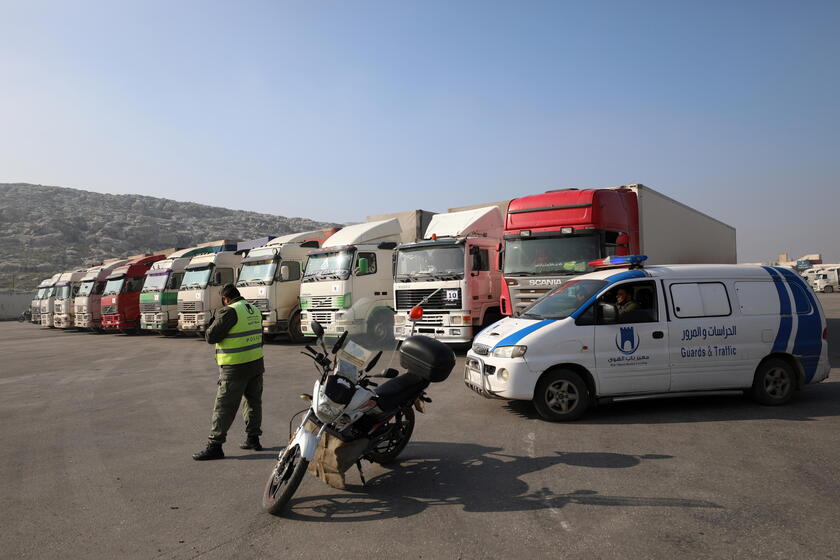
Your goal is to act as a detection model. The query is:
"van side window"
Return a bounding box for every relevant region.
[788,283,812,315]
[670,282,731,318]
[355,252,377,276]
[735,282,778,315]
[596,281,658,325]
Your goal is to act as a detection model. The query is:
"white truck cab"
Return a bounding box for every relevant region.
[52,269,89,328]
[299,219,405,343]
[465,258,830,421]
[177,251,243,334]
[813,266,839,293]
[32,277,54,324]
[39,273,63,327]
[238,229,335,341]
[393,206,503,344]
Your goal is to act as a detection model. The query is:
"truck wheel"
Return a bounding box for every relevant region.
[533,369,590,421]
[825,286,834,293]
[750,358,795,405]
[368,309,395,347]
[287,311,305,343]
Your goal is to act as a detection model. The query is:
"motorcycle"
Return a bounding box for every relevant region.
[262,302,455,516]
[18,309,32,323]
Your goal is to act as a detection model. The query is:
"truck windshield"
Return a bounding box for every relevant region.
[396,245,465,281]
[36,288,48,299]
[45,287,55,298]
[181,267,212,289]
[142,272,170,293]
[103,277,125,296]
[56,285,71,299]
[504,235,601,276]
[238,259,277,286]
[77,281,95,297]
[520,279,607,320]
[303,251,353,282]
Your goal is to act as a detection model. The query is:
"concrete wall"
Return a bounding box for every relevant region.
[0,293,32,320]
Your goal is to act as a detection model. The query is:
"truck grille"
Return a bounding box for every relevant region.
[310,311,333,324]
[395,288,462,310]
[309,296,334,309]
[180,313,198,322]
[415,314,445,326]
[75,305,87,315]
[178,301,203,312]
[102,304,117,315]
[140,303,160,313]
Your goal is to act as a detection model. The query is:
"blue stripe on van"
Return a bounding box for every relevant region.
[762,266,793,353]
[569,269,647,320]
[776,267,823,383]
[492,319,555,350]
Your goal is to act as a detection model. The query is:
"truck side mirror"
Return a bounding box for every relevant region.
[280,265,290,281]
[357,257,369,276]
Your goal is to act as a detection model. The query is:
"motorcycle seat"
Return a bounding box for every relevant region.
[373,373,430,412]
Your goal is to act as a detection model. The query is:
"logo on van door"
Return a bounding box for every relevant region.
[616,326,640,355]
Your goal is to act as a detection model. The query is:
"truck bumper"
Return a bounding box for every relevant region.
[262,319,288,335]
[141,312,178,332]
[53,314,75,329]
[102,314,137,331]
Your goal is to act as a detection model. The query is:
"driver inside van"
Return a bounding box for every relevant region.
[615,287,639,318]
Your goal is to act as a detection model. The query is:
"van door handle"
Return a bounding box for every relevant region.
[652,331,664,339]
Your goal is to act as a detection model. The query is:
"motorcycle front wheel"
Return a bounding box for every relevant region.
[364,406,415,465]
[262,444,309,515]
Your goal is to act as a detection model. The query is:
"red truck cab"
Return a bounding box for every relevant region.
[101,254,166,332]
[501,188,636,316]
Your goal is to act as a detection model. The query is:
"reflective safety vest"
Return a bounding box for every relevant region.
[215,299,264,366]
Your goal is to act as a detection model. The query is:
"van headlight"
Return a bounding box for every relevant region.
[492,345,527,358]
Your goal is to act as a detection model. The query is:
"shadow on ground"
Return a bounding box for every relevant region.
[282,442,718,522]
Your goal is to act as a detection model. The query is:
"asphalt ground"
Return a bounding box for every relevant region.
[2,295,839,560]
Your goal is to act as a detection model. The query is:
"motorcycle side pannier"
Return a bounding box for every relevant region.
[399,336,455,383]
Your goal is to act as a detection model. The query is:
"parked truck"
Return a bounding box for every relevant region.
[299,211,434,343]
[813,266,840,293]
[501,184,737,316]
[237,229,339,342]
[139,244,236,334]
[39,273,63,327]
[101,254,167,333]
[393,206,504,344]
[52,268,90,329]
[177,250,243,335]
[31,276,55,324]
[74,259,130,331]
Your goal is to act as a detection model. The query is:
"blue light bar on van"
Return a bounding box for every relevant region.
[588,255,648,269]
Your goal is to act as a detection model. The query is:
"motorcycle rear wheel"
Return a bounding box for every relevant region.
[364,406,415,465]
[262,444,308,515]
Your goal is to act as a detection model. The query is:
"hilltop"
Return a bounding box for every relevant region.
[0,183,339,290]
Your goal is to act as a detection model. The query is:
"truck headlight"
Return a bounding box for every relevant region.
[492,345,527,358]
[394,315,405,325]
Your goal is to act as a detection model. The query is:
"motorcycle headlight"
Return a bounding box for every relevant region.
[317,400,345,422]
[492,345,527,359]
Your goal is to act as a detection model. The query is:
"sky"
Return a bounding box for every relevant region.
[1,0,838,263]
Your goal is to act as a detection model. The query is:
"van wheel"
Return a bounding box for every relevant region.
[533,369,590,421]
[368,309,394,347]
[287,311,305,343]
[750,358,795,405]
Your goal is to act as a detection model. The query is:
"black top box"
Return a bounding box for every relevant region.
[399,336,455,383]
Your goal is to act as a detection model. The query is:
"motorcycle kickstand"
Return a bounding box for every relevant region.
[356,460,366,486]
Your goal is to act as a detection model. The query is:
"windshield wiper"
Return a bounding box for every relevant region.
[520,312,543,320]
[505,271,541,276]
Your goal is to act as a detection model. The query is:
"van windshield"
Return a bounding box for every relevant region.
[103,277,125,296]
[520,279,607,320]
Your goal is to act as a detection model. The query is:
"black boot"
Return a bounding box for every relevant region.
[192,443,224,461]
[239,436,263,451]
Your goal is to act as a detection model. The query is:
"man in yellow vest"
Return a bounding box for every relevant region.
[193,284,265,460]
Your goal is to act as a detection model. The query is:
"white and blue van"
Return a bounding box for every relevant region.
[465,258,830,421]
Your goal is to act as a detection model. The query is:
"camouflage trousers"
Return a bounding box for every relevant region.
[208,367,263,445]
